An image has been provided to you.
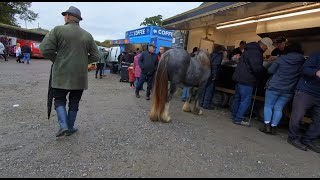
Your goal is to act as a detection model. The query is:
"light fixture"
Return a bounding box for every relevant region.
[257,8,320,22]
[216,7,320,29]
[216,20,257,29]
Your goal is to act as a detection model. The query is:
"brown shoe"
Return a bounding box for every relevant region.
[145,96,150,100]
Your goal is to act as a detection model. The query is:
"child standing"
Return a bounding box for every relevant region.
[128,63,135,89]
[15,43,22,63]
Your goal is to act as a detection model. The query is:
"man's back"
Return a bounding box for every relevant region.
[232,42,264,86]
[40,21,99,90]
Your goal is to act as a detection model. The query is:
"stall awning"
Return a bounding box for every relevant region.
[110,39,130,45]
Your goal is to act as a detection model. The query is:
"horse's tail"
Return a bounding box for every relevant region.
[149,53,169,122]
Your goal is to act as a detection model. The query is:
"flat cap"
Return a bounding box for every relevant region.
[61,6,82,21]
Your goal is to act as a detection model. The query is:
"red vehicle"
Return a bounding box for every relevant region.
[17,39,43,58]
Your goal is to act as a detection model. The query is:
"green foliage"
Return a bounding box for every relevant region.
[95,40,113,48]
[0,2,38,26]
[140,15,163,26]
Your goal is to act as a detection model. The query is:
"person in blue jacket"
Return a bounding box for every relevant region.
[287,51,320,153]
[200,45,226,109]
[259,42,305,135]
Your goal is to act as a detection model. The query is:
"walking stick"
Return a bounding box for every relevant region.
[248,85,258,124]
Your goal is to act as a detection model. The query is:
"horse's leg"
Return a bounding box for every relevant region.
[161,82,177,123]
[192,83,206,115]
[182,87,193,112]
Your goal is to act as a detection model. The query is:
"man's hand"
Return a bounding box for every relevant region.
[316,70,320,78]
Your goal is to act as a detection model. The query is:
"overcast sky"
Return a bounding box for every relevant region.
[17,2,202,42]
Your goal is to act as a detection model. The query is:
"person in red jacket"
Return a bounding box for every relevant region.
[128,63,135,89]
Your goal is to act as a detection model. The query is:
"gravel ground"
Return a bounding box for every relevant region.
[0,57,319,178]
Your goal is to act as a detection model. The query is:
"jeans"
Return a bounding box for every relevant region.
[136,73,154,97]
[23,53,30,64]
[181,86,189,101]
[52,88,84,111]
[232,83,254,122]
[135,77,140,88]
[264,90,292,126]
[288,90,320,143]
[200,80,215,108]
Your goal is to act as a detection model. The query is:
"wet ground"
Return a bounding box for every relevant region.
[0,57,319,178]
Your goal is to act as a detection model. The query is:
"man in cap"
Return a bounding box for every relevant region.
[271,36,288,57]
[40,6,99,137]
[135,43,158,100]
[231,37,273,126]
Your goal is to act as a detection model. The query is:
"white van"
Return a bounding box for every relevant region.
[106,46,121,66]
[107,46,122,73]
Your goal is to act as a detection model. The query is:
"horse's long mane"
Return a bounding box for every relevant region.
[194,49,210,68]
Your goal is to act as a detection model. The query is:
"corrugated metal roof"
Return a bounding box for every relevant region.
[163,2,250,27]
[0,23,48,36]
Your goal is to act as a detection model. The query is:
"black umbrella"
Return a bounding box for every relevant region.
[47,64,53,119]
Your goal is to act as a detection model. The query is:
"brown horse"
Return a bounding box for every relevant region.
[149,48,211,123]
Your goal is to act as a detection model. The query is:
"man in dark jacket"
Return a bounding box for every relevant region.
[271,36,288,57]
[40,6,99,137]
[229,40,246,62]
[21,42,32,64]
[287,51,320,153]
[135,43,158,100]
[200,45,226,109]
[231,37,273,126]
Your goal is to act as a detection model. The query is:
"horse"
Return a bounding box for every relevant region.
[149,48,211,123]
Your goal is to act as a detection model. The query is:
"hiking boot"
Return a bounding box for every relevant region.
[135,91,140,98]
[145,96,150,100]
[287,138,307,151]
[259,123,271,134]
[301,141,320,153]
[270,126,278,135]
[65,128,78,136]
[56,128,69,137]
[233,120,250,127]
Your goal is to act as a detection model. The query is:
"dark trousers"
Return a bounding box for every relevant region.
[0,54,7,61]
[288,90,320,143]
[95,63,104,77]
[136,73,154,97]
[52,88,84,111]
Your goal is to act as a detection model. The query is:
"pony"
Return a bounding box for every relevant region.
[149,48,211,123]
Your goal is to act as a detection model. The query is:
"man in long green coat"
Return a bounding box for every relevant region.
[40,6,99,137]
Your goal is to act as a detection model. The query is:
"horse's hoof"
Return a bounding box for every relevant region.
[149,114,159,122]
[161,116,171,123]
[182,103,191,112]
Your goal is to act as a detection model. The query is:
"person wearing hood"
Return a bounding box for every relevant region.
[259,42,305,135]
[287,50,320,153]
[232,37,273,126]
[200,45,226,109]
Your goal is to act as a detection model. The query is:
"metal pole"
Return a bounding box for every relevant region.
[249,86,258,124]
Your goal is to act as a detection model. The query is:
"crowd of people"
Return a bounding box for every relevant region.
[0,38,32,64]
[184,37,319,153]
[37,6,319,154]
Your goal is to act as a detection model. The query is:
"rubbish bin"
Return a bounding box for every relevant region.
[111,62,118,74]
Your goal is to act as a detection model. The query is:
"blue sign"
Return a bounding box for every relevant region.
[152,27,174,39]
[149,37,157,46]
[125,27,150,39]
